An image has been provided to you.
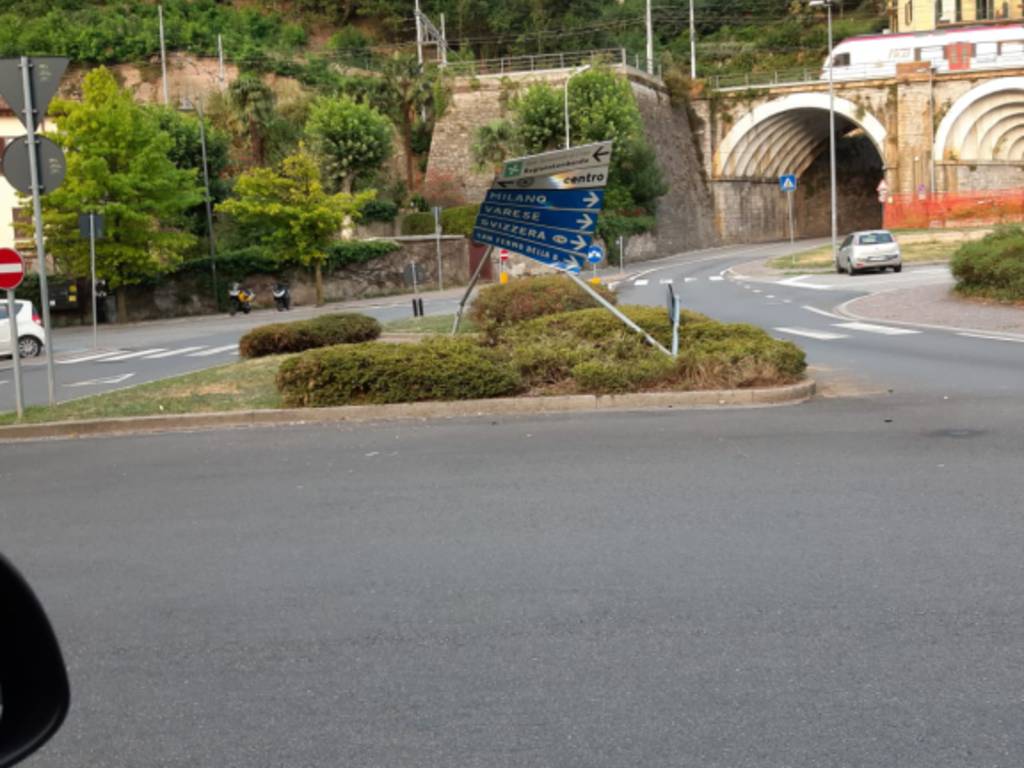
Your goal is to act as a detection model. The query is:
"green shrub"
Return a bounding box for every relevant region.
[239,313,381,358]
[951,226,1024,302]
[325,240,400,269]
[470,275,618,335]
[571,356,677,394]
[400,204,481,236]
[276,337,523,406]
[676,322,806,389]
[359,199,399,223]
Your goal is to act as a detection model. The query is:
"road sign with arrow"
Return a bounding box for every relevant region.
[473,143,613,270]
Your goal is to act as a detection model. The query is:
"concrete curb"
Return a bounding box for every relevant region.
[0,380,816,442]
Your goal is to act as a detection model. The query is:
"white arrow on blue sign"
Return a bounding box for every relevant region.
[484,188,603,210]
[779,174,797,192]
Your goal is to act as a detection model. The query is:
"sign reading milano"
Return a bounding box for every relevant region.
[471,142,613,270]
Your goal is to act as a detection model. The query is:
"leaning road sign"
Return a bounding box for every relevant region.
[491,167,609,191]
[484,188,604,210]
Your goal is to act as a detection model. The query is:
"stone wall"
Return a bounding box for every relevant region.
[111,236,472,322]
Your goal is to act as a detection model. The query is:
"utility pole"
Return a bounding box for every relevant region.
[811,0,838,268]
[414,0,424,65]
[645,0,654,75]
[439,13,448,66]
[159,4,169,105]
[217,34,225,89]
[192,98,218,302]
[689,0,697,79]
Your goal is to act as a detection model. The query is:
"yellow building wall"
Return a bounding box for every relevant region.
[893,0,1024,31]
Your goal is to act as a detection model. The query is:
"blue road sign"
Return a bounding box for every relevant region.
[479,202,598,233]
[471,226,589,269]
[586,245,604,264]
[779,174,797,192]
[483,188,604,211]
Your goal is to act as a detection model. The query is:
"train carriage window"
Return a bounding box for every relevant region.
[976,41,998,57]
[832,53,850,67]
[1001,41,1024,54]
[889,48,913,61]
[918,45,945,63]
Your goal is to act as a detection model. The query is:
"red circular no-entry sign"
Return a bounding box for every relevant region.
[0,247,25,291]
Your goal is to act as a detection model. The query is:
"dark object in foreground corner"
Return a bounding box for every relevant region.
[0,554,70,768]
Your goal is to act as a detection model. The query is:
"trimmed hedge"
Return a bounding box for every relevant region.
[951,226,1024,302]
[239,314,381,358]
[470,275,617,335]
[276,337,523,406]
[324,240,400,269]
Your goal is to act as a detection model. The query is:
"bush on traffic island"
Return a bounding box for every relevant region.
[469,274,617,336]
[276,337,523,406]
[951,226,1024,302]
[239,313,381,358]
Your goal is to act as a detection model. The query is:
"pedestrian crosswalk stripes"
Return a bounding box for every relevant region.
[775,327,849,341]
[57,344,239,364]
[833,322,921,336]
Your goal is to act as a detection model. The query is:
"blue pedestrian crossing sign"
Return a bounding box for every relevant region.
[473,143,612,270]
[585,245,604,265]
[779,174,797,192]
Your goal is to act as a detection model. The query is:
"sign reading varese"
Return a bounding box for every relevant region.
[472,142,613,270]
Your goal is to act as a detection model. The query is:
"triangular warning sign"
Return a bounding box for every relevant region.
[783,178,795,191]
[0,57,69,126]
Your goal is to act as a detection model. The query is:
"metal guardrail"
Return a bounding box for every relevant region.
[443,48,640,77]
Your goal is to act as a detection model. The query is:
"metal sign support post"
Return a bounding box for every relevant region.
[20,56,56,405]
[433,206,443,291]
[451,246,493,335]
[6,289,24,417]
[89,213,98,350]
[565,270,672,357]
[194,99,218,301]
[672,299,681,357]
[618,235,625,274]
[787,189,795,247]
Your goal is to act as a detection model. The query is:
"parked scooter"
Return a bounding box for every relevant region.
[272,282,291,311]
[228,282,255,315]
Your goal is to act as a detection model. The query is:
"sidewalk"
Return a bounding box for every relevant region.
[841,283,1024,337]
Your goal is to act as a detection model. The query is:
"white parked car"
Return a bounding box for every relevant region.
[0,299,46,357]
[837,230,902,275]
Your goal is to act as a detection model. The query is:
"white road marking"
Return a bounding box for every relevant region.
[765,294,775,299]
[633,279,649,286]
[684,277,698,283]
[57,350,129,364]
[709,276,724,282]
[775,327,849,341]
[143,346,208,359]
[65,372,136,388]
[958,332,1024,343]
[659,278,673,284]
[778,276,833,290]
[834,322,921,336]
[782,299,792,304]
[801,305,846,321]
[752,289,763,294]
[100,348,167,361]
[187,344,238,357]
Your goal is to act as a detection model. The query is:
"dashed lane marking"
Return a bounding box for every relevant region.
[634,279,649,286]
[775,327,849,341]
[187,344,239,357]
[833,322,921,336]
[709,276,724,282]
[659,278,673,284]
[684,277,698,283]
[801,305,846,321]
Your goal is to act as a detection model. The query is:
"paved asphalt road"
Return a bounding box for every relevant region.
[6,240,1024,766]
[6,397,1024,767]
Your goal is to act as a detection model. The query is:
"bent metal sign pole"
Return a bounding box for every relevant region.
[456,141,671,356]
[1,248,26,417]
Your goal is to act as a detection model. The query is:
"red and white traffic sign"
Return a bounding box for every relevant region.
[0,247,25,290]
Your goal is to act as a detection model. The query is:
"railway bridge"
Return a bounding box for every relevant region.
[693,66,1024,240]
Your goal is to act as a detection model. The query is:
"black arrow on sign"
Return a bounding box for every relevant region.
[592,145,610,164]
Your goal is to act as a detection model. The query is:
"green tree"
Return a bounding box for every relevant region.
[43,67,200,322]
[217,148,374,305]
[150,105,231,236]
[379,54,449,189]
[304,95,392,193]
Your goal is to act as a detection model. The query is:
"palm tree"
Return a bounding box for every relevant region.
[227,74,276,166]
[379,54,441,190]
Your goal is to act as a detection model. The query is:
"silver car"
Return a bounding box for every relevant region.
[837,230,902,275]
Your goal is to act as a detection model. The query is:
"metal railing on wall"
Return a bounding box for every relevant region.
[443,48,658,78]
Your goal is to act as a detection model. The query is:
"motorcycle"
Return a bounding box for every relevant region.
[228,283,255,316]
[272,282,291,311]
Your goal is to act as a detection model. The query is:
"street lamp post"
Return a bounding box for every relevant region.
[564,64,591,149]
[182,97,218,302]
[811,0,838,268]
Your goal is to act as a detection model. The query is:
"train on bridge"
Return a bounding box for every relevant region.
[826,23,1024,79]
